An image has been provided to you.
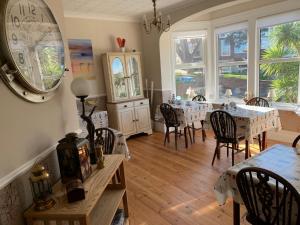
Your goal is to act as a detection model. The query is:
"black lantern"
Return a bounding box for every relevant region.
[56,133,92,183]
[29,164,55,211]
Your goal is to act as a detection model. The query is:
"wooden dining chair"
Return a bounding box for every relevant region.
[210,110,249,166]
[190,95,207,142]
[246,97,270,151]
[95,127,115,154]
[236,167,300,225]
[292,135,300,147]
[246,97,270,107]
[192,95,206,102]
[160,103,192,150]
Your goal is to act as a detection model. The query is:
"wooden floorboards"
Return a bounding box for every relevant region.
[124,131,283,225]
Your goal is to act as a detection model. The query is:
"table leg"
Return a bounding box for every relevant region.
[262,131,267,150]
[233,201,240,225]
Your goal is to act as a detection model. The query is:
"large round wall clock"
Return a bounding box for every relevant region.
[0,0,65,103]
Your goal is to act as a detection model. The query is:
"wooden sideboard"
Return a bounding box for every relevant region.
[24,155,129,225]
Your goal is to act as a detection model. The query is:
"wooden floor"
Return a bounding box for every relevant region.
[124,131,283,225]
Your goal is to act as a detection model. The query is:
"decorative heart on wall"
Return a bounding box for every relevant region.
[116,37,126,48]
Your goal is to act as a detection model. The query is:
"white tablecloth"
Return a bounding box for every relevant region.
[155,101,213,129]
[205,104,282,143]
[78,111,130,159]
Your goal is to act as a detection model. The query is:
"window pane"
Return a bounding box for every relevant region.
[176,68,205,100]
[260,21,300,60]
[175,37,203,66]
[259,62,299,103]
[217,29,248,63]
[219,65,247,99]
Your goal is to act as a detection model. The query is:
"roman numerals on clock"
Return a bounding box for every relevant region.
[19,2,36,16]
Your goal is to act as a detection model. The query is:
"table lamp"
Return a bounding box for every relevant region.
[225,89,232,103]
[71,78,97,164]
[267,89,276,102]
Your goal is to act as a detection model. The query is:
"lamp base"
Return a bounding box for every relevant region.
[34,198,56,211]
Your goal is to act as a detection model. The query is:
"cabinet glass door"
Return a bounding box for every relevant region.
[127,56,143,98]
[111,57,129,100]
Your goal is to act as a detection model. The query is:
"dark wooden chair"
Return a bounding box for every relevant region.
[95,127,115,154]
[246,97,270,107]
[190,95,207,142]
[292,135,300,147]
[192,95,206,102]
[160,103,192,150]
[236,167,300,225]
[210,110,249,166]
[246,97,270,151]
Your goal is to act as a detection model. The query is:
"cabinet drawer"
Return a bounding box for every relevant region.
[116,102,134,109]
[134,99,149,107]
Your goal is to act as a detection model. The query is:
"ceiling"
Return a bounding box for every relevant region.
[63,0,202,21]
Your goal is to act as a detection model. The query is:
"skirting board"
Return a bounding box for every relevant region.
[0,129,82,190]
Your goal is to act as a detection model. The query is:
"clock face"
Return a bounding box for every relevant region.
[5,0,65,92]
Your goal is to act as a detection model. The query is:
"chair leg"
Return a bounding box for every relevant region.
[232,144,235,166]
[175,127,178,150]
[167,127,170,143]
[245,140,249,159]
[184,127,188,148]
[188,127,193,144]
[164,127,168,146]
[226,143,229,157]
[212,141,219,166]
[258,134,262,151]
[201,120,206,142]
[192,122,196,143]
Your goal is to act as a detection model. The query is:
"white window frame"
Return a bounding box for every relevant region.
[256,11,300,105]
[215,23,249,100]
[171,31,207,99]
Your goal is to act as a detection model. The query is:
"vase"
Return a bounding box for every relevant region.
[120,47,125,52]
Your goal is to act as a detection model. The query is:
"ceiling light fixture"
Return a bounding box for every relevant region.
[143,0,171,34]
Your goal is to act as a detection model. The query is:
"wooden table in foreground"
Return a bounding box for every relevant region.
[24,155,129,225]
[214,144,300,225]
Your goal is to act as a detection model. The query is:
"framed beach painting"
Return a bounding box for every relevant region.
[68,39,96,80]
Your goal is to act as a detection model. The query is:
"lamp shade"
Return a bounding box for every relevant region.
[225,89,232,97]
[71,78,90,97]
[267,89,276,98]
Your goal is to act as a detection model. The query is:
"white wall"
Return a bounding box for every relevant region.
[64,17,143,97]
[0,0,79,185]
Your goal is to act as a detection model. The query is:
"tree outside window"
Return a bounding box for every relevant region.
[174,35,206,100]
[259,21,300,103]
[217,28,248,100]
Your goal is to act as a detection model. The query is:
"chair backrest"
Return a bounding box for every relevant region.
[210,110,237,143]
[160,103,178,127]
[292,135,300,147]
[236,167,300,225]
[246,97,269,107]
[95,128,115,154]
[192,95,206,102]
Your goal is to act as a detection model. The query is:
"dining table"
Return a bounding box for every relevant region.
[155,100,213,129]
[205,104,282,149]
[214,144,300,225]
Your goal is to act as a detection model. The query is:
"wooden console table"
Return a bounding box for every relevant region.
[24,155,129,225]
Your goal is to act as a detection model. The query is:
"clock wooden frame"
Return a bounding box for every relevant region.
[0,0,65,103]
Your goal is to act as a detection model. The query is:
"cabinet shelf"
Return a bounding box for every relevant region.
[24,155,129,225]
[90,189,126,225]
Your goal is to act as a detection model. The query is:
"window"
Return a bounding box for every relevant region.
[216,26,248,100]
[258,21,300,104]
[173,32,206,100]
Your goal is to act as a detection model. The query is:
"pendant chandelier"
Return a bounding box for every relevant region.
[143,0,171,34]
